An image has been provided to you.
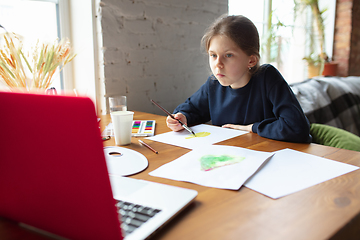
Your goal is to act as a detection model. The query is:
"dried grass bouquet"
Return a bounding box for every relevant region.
[0,26,75,91]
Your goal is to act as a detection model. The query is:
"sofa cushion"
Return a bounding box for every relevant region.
[310,123,360,151]
[290,76,360,137]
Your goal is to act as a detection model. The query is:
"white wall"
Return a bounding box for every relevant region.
[99,0,228,115]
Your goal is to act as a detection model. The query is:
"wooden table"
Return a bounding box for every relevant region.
[1,111,360,240]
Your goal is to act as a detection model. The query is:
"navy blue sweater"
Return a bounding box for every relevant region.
[174,64,311,143]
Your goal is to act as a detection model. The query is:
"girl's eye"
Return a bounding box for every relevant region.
[225,53,233,58]
[210,54,217,58]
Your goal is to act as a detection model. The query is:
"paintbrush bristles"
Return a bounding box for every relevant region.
[0,33,76,91]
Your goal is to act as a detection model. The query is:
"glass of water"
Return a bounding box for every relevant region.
[109,96,127,112]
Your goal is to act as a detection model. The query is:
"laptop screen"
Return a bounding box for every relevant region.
[0,92,123,240]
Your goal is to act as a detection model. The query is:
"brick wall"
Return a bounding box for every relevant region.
[333,0,360,76]
[99,0,227,114]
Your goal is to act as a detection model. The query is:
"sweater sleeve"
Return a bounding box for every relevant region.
[173,78,212,125]
[252,67,312,143]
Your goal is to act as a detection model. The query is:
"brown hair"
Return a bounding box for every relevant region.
[201,15,260,74]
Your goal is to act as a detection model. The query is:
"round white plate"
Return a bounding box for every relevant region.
[104,146,148,176]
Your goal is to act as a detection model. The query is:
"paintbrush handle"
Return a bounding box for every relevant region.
[150,99,196,136]
[151,99,174,117]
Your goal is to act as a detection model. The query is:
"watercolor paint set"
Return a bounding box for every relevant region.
[132,120,156,137]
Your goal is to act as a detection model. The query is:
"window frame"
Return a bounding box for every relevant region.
[228,0,336,83]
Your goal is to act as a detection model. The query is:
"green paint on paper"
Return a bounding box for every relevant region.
[199,154,245,171]
[185,131,211,139]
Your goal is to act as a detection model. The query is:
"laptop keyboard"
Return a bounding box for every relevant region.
[116,200,162,237]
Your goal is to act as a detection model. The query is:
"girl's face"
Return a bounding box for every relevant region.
[208,35,256,89]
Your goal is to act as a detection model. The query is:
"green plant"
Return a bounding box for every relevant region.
[294,0,328,74]
[261,8,289,68]
[303,53,323,66]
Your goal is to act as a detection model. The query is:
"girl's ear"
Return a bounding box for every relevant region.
[248,55,258,68]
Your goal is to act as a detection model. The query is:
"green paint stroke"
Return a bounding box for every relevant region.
[199,154,245,171]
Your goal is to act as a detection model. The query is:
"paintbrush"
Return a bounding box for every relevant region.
[151,99,196,136]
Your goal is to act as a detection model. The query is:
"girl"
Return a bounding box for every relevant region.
[167,15,311,143]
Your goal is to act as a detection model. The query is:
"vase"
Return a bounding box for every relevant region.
[322,62,338,76]
[307,64,321,78]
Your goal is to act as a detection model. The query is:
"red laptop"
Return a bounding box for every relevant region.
[0,91,197,240]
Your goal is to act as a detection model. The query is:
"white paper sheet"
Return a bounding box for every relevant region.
[149,145,274,190]
[244,148,360,199]
[145,124,247,149]
[101,123,114,137]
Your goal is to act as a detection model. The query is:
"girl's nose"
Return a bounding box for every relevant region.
[215,57,224,69]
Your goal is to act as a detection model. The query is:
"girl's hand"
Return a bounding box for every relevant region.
[222,123,253,132]
[166,112,188,132]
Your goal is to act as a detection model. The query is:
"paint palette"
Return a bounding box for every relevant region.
[132,120,156,137]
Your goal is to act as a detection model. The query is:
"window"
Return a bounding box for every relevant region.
[228,0,336,83]
[0,0,67,91]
